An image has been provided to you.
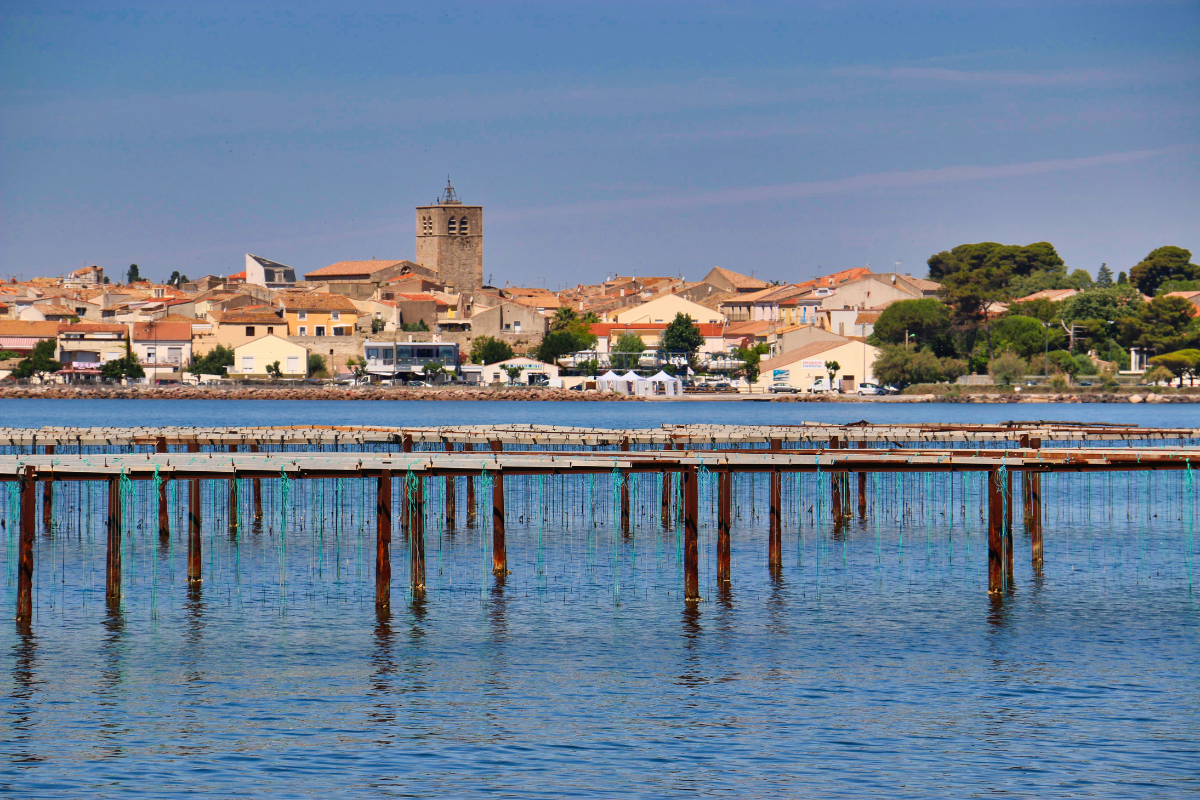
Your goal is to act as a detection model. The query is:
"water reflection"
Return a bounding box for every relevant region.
[8,628,41,764]
[368,607,397,735]
[97,606,126,757]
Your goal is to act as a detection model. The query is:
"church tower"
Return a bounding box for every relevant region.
[415,179,483,294]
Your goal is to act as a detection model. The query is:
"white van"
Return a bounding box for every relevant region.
[807,375,838,394]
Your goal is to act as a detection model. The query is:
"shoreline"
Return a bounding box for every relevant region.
[1,386,1196,402]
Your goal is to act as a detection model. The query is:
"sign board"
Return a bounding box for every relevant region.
[799,359,827,371]
[772,369,790,380]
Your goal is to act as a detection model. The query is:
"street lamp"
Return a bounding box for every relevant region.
[1042,322,1052,378]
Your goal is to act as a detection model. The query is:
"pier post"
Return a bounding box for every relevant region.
[683,465,700,601]
[188,471,202,583]
[249,444,263,525]
[987,468,1005,594]
[411,474,426,591]
[42,445,53,533]
[156,437,170,540]
[375,470,392,607]
[228,444,239,536]
[464,442,476,527]
[717,469,731,584]
[1021,435,1043,568]
[661,442,673,528]
[1004,468,1014,579]
[491,441,507,576]
[768,467,782,573]
[856,441,868,518]
[401,435,413,532]
[444,442,456,530]
[620,437,631,534]
[16,466,35,626]
[106,475,122,604]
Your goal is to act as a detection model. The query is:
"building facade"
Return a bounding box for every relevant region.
[415,180,482,295]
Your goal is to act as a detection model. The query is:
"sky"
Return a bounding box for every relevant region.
[1,1,1197,288]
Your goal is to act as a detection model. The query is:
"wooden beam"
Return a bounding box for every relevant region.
[15,466,35,626]
[491,440,507,576]
[106,475,122,604]
[683,465,700,602]
[856,441,868,518]
[464,442,476,527]
[376,470,392,608]
[249,444,263,526]
[188,472,202,583]
[156,437,170,540]
[717,469,731,584]
[228,444,239,536]
[42,444,53,533]
[411,473,426,591]
[444,441,456,530]
[769,467,782,572]
[988,469,1004,594]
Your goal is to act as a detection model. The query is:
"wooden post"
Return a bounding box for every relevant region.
[376,470,392,608]
[717,469,731,584]
[188,471,202,583]
[768,467,782,572]
[42,444,53,533]
[988,469,1004,594]
[856,441,868,518]
[464,442,476,527]
[620,437,631,534]
[401,434,413,531]
[15,466,35,625]
[411,474,426,590]
[661,441,673,528]
[444,442,456,530]
[491,441,507,576]
[1030,472,1043,568]
[1004,468,1014,580]
[156,436,170,540]
[683,465,699,601]
[228,444,239,536]
[106,475,122,604]
[830,436,844,525]
[249,443,263,524]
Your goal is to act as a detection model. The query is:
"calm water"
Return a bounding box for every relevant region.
[2,400,1198,798]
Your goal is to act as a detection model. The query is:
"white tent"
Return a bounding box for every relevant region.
[596,370,624,393]
[619,370,648,396]
[646,370,684,397]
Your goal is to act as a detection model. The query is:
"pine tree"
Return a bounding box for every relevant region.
[1117,271,1128,286]
[1096,263,1114,287]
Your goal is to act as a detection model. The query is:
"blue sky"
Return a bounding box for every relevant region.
[2,1,1197,287]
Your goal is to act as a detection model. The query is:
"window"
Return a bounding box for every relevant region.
[242,356,254,372]
[332,327,345,336]
[330,311,340,321]
[298,326,307,336]
[315,326,326,337]
[245,327,255,336]
[146,348,156,362]
[513,320,520,333]
[367,348,379,360]
[298,310,307,321]
[168,347,182,364]
[382,348,393,365]
[459,217,469,235]
[286,356,300,373]
[447,216,457,234]
[267,327,274,335]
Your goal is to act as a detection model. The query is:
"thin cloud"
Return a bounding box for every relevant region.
[834,65,1115,87]
[491,148,1179,221]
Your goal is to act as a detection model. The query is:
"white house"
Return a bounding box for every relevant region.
[756,339,881,392]
[478,356,561,385]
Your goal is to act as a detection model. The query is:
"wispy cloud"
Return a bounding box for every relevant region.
[491,147,1181,220]
[834,65,1116,87]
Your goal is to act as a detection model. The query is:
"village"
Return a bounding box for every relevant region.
[2,181,1198,397]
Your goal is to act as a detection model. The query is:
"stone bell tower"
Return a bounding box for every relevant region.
[415,178,483,294]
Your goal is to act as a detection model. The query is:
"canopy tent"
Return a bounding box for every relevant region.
[596,370,624,393]
[638,370,684,397]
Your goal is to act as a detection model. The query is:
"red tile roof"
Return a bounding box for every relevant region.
[131,322,194,341]
[304,260,408,279]
[57,322,127,334]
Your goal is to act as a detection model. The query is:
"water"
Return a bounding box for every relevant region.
[2,401,1199,797]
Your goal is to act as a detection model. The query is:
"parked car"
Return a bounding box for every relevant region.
[407,380,430,387]
[711,380,736,393]
[769,381,798,394]
[856,382,885,396]
[569,384,584,391]
[1077,380,1093,387]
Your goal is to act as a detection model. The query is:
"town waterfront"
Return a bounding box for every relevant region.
[2,402,1198,798]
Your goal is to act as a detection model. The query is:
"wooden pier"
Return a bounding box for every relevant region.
[5,423,1197,626]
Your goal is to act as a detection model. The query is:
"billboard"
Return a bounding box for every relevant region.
[799,359,827,371]
[772,369,790,380]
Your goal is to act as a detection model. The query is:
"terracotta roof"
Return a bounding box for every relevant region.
[589,322,726,338]
[1014,288,1079,303]
[723,321,772,336]
[709,267,770,291]
[760,339,861,370]
[158,313,206,325]
[131,322,193,341]
[304,260,408,279]
[31,304,75,316]
[214,309,286,325]
[279,292,359,312]
[796,267,873,290]
[0,321,59,337]
[855,311,882,325]
[227,271,247,281]
[57,322,127,334]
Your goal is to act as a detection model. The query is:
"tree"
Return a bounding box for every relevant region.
[1117,295,1198,354]
[188,345,235,377]
[421,361,443,383]
[612,333,646,353]
[345,356,369,383]
[872,345,948,388]
[1117,271,1128,285]
[471,336,515,365]
[1130,246,1199,296]
[990,315,1058,359]
[100,354,145,382]
[550,307,579,333]
[824,360,841,388]
[127,264,141,283]
[503,364,523,384]
[1142,365,1174,386]
[12,340,63,382]
[660,312,704,359]
[535,329,597,365]
[735,342,769,382]
[0,349,19,361]
[371,317,386,334]
[401,320,429,332]
[307,353,328,378]
[576,358,600,377]
[927,241,1066,283]
[265,360,283,381]
[1148,349,1200,387]
[988,352,1026,385]
[1096,263,1114,288]
[872,299,954,356]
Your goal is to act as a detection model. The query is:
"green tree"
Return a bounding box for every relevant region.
[612,333,646,353]
[12,339,62,381]
[265,360,282,380]
[1042,350,1084,377]
[872,345,947,388]
[1148,349,1200,387]
[421,361,443,383]
[735,342,769,382]
[127,264,141,283]
[550,307,579,333]
[1117,271,1128,285]
[0,349,19,361]
[470,336,515,365]
[503,364,523,384]
[872,299,954,356]
[824,360,841,388]
[1060,285,1144,323]
[307,353,328,378]
[991,315,1060,359]
[400,320,429,332]
[535,328,597,365]
[1129,246,1199,296]
[1096,263,1114,287]
[371,317,386,334]
[188,344,235,377]
[927,241,1065,283]
[1142,365,1174,386]
[660,312,704,359]
[988,352,1027,385]
[1006,297,1061,323]
[345,356,369,382]
[576,358,600,377]
[1117,295,1198,354]
[100,353,145,382]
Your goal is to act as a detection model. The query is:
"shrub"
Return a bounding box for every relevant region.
[988,351,1027,385]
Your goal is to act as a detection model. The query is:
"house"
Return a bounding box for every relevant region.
[819,273,941,311]
[279,292,360,337]
[362,339,460,379]
[63,265,104,288]
[56,322,129,382]
[796,266,874,293]
[468,297,549,342]
[1013,288,1080,305]
[304,259,435,300]
[473,356,560,386]
[588,322,728,356]
[702,267,770,294]
[504,287,563,313]
[19,303,77,323]
[721,285,822,326]
[232,335,309,379]
[180,275,227,293]
[610,294,726,325]
[131,321,193,383]
[773,325,849,355]
[756,339,881,392]
[0,321,59,356]
[204,308,288,353]
[244,254,297,289]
